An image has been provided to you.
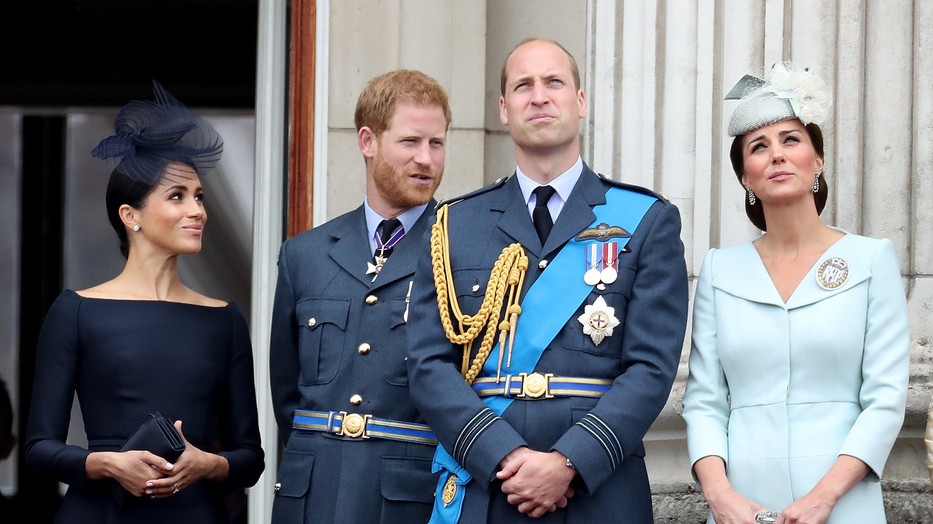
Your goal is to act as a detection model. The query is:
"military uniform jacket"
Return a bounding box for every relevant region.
[406,166,689,523]
[270,203,438,524]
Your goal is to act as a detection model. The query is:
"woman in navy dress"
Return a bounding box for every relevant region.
[24,82,264,523]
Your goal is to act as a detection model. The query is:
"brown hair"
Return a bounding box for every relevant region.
[729,122,828,231]
[500,37,581,96]
[354,69,452,136]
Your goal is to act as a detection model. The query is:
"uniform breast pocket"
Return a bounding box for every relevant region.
[451,267,490,316]
[297,298,349,385]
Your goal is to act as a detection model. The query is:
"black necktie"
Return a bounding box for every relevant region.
[532,185,556,243]
[375,218,403,259]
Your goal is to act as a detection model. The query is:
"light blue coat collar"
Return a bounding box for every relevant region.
[711,231,873,309]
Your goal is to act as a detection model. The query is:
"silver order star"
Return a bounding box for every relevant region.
[577,296,620,346]
[366,255,387,282]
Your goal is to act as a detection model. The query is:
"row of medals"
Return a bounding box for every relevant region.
[583,241,618,286]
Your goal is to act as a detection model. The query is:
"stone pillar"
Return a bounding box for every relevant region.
[325,0,488,219]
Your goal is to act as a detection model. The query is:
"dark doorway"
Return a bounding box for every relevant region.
[0,0,258,108]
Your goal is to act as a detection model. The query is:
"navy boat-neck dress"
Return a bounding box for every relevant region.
[25,290,265,524]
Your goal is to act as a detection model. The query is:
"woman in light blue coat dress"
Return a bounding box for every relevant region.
[682,63,909,524]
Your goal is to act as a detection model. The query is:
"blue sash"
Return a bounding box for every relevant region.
[428,187,657,523]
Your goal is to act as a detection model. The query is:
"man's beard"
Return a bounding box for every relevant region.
[372,151,441,209]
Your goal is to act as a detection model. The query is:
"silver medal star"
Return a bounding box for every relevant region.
[577,296,620,346]
[366,255,387,282]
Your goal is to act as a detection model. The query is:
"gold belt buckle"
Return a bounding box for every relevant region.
[517,372,554,399]
[338,411,371,439]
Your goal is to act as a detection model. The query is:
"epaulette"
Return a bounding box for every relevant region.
[595,172,670,202]
[435,176,510,209]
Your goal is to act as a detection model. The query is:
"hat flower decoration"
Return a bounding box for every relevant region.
[761,63,831,126]
[726,61,832,136]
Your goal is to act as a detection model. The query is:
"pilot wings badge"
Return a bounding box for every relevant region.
[575,222,631,242]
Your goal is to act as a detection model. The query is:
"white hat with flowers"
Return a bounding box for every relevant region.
[726,62,832,137]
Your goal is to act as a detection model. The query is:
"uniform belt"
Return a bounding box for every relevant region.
[292,409,437,445]
[471,373,613,399]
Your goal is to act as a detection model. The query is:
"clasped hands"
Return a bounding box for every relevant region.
[497,446,577,518]
[91,420,221,499]
[707,486,832,524]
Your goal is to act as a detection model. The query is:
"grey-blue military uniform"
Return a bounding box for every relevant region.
[407,166,689,523]
[270,202,438,524]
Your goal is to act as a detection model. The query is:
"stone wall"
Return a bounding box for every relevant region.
[651,480,933,523]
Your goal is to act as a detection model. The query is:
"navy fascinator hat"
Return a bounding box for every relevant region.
[91,81,223,185]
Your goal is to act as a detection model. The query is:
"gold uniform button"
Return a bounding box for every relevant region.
[307,317,317,328]
[358,343,371,355]
[349,394,363,405]
[365,295,378,305]
[471,284,480,293]
[539,260,548,269]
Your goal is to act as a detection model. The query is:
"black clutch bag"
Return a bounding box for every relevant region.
[110,412,186,506]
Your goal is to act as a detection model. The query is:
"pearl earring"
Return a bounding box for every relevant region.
[132,225,140,232]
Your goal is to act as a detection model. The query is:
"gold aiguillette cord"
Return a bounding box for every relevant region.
[430,204,527,385]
